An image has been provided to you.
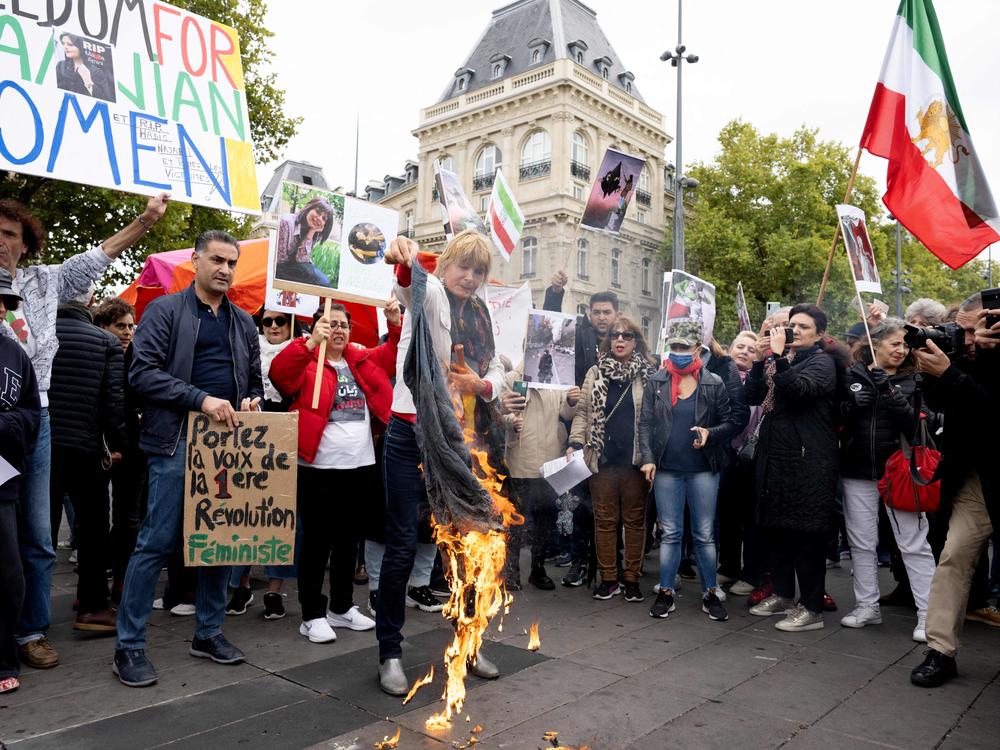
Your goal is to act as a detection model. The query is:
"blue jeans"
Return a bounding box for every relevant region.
[116,438,230,650]
[16,409,54,643]
[654,470,720,594]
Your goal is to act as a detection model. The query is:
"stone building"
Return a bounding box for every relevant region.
[368,0,677,341]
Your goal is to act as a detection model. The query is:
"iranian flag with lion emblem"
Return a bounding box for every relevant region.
[861,0,999,269]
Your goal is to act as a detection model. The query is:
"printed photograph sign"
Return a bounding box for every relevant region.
[662,270,716,350]
[0,1,260,212]
[736,281,753,333]
[184,412,298,567]
[435,162,487,239]
[523,310,576,390]
[580,148,647,234]
[837,204,882,295]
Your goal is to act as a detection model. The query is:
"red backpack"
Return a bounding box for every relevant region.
[878,406,941,514]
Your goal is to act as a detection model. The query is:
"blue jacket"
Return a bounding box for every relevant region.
[129,285,263,456]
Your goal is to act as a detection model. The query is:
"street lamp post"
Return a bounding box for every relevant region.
[661,0,699,272]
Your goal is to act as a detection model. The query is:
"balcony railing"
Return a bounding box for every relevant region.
[473,173,495,192]
[519,159,551,181]
[636,189,651,207]
[570,161,591,181]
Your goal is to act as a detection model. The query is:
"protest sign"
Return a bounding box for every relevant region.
[736,282,753,333]
[270,180,397,305]
[265,233,320,317]
[435,162,487,240]
[486,283,532,370]
[524,310,576,389]
[581,149,647,233]
[837,204,882,294]
[662,270,716,351]
[0,2,259,213]
[184,411,298,567]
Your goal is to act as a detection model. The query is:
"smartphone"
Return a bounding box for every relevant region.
[512,380,528,396]
[766,301,781,318]
[981,287,1000,327]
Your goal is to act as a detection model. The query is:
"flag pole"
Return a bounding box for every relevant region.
[817,146,863,306]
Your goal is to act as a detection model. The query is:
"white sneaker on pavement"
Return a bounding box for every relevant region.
[840,603,882,628]
[169,603,196,616]
[728,580,755,596]
[913,614,927,643]
[300,618,337,643]
[326,605,375,632]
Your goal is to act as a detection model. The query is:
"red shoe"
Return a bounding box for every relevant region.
[747,582,773,607]
[823,593,837,612]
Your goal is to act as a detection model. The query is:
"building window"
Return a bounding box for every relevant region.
[641,258,651,294]
[520,130,551,180]
[576,238,588,279]
[639,167,650,194]
[638,211,646,224]
[576,51,584,64]
[572,131,589,166]
[480,195,489,212]
[458,78,465,91]
[521,236,537,277]
[532,49,541,64]
[577,303,588,317]
[626,82,632,94]
[474,144,501,191]
[405,210,414,238]
[602,67,609,80]
[611,247,621,287]
[641,316,651,342]
[301,175,313,185]
[573,184,585,201]
[493,63,503,80]
[440,155,454,172]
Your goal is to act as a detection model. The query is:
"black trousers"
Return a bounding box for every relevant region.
[0,502,24,678]
[769,528,828,614]
[110,448,145,586]
[50,447,112,614]
[716,460,764,581]
[297,464,370,621]
[507,478,558,576]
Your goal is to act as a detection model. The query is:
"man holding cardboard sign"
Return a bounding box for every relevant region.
[114,230,264,688]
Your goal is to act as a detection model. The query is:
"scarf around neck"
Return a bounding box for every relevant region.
[665,357,702,406]
[588,351,655,461]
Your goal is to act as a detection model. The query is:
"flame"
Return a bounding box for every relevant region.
[373,726,401,749]
[528,621,540,651]
[402,664,434,705]
[542,731,591,750]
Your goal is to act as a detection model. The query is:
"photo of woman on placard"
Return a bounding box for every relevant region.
[55,33,115,103]
[275,197,339,288]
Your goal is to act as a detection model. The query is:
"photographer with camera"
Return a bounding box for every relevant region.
[909,292,1000,687]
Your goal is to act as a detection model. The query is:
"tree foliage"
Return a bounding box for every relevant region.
[661,120,990,342]
[0,0,299,291]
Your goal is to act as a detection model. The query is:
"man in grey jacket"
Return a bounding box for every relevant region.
[0,193,168,670]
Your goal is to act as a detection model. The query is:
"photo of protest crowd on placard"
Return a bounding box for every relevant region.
[523,310,575,389]
[580,148,647,233]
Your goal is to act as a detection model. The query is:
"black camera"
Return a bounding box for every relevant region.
[903,322,963,354]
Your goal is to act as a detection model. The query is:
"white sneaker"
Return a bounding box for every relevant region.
[68,550,78,563]
[170,603,196,616]
[152,598,165,611]
[840,604,882,628]
[728,580,755,596]
[300,618,337,643]
[913,614,927,643]
[326,605,375,632]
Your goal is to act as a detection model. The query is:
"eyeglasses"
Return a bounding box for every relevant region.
[262,316,288,327]
[611,331,635,340]
[329,321,351,330]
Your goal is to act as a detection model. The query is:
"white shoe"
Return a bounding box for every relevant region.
[68,550,78,563]
[913,614,927,643]
[300,618,337,643]
[712,587,727,602]
[716,572,738,586]
[728,580,755,596]
[169,603,196,616]
[840,604,882,629]
[152,598,165,611]
[326,605,375,632]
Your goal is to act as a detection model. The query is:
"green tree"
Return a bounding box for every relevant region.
[663,120,989,342]
[0,0,299,291]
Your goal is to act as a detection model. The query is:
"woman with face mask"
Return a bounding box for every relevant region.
[838,318,934,642]
[746,304,840,633]
[638,321,742,622]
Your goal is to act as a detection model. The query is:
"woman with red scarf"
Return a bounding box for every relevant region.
[638,320,741,622]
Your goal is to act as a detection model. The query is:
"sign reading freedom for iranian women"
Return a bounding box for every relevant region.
[183,412,298,567]
[0,1,259,213]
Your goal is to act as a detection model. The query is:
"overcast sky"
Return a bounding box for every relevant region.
[259,0,1000,256]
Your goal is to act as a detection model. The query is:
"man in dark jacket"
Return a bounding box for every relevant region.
[48,292,126,633]
[113,231,263,688]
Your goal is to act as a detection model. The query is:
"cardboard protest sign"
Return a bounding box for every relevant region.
[270,180,397,305]
[736,282,753,332]
[581,149,647,233]
[837,204,882,294]
[435,162,487,240]
[0,2,259,213]
[524,310,576,389]
[662,269,716,352]
[486,283,532,369]
[184,411,298,567]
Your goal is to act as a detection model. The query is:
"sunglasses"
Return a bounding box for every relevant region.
[262,316,289,327]
[611,331,635,340]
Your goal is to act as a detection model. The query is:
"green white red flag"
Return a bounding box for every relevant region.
[487,168,524,261]
[860,0,998,269]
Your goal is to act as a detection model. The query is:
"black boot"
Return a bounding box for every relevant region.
[529,563,555,590]
[910,649,957,687]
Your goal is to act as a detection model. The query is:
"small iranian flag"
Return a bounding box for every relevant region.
[487,168,524,261]
[861,0,999,269]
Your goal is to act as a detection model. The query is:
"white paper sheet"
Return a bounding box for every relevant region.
[0,455,19,488]
[540,452,592,496]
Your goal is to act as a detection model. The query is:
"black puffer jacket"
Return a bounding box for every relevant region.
[839,364,916,481]
[48,303,126,454]
[745,345,839,533]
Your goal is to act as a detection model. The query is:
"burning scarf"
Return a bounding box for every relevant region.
[664,356,703,405]
[587,351,655,461]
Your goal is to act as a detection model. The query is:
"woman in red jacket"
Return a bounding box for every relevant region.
[269,299,401,643]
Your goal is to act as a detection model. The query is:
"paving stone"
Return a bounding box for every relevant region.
[780,726,909,749]
[623,700,802,750]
